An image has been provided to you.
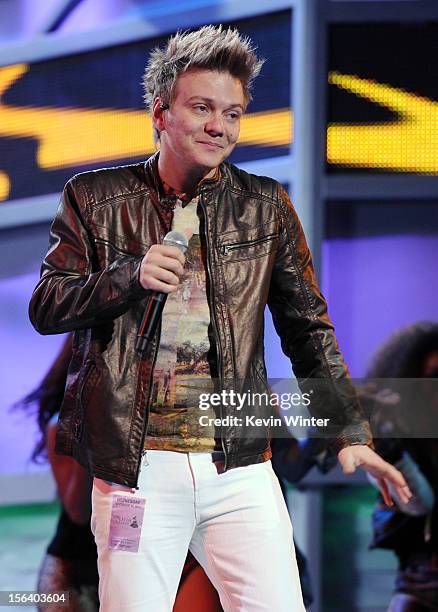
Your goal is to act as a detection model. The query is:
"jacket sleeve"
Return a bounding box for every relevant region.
[268,184,372,454]
[29,176,148,335]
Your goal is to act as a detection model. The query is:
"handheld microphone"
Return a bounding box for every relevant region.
[136,230,189,353]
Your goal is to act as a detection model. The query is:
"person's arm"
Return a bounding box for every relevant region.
[29,176,187,335]
[268,184,371,450]
[29,176,148,335]
[268,185,411,506]
[46,422,92,525]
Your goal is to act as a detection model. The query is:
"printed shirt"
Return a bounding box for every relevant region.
[144,195,220,452]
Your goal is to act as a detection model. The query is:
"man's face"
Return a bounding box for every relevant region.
[156,69,245,175]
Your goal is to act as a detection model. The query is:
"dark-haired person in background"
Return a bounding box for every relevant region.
[29,24,410,611]
[18,336,99,612]
[367,323,438,612]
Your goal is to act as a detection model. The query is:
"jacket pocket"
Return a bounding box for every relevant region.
[94,238,136,257]
[221,233,277,256]
[92,235,147,268]
[90,221,149,268]
[218,232,278,262]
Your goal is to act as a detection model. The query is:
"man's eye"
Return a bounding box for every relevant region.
[226,112,241,121]
[194,105,209,113]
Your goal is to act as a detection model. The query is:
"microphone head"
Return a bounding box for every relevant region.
[163,230,189,253]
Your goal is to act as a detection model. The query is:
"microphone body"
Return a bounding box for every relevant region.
[136,231,188,353]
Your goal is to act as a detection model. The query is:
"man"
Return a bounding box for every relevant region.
[29,25,410,611]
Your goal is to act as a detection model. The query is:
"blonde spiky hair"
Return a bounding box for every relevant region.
[143,24,264,113]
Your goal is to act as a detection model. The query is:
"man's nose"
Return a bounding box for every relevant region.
[205,112,224,136]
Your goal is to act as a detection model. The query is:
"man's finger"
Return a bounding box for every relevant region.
[367,458,412,504]
[393,483,412,506]
[376,461,411,495]
[376,478,393,507]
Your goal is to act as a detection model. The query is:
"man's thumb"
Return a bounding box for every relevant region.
[339,449,357,475]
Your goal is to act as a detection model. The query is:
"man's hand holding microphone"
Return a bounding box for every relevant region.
[136,230,192,352]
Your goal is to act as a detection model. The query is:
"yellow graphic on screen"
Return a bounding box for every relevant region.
[328,72,438,174]
[0,172,10,200]
[0,64,155,172]
[0,63,437,202]
[0,63,290,173]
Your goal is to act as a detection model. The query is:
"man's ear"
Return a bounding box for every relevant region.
[152,97,166,133]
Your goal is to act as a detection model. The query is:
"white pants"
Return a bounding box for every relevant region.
[91,451,305,611]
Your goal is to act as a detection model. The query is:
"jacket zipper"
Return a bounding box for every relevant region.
[199,193,228,470]
[221,233,277,256]
[133,314,161,488]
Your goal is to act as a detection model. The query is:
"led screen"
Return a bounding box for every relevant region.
[0,10,291,204]
[327,22,438,174]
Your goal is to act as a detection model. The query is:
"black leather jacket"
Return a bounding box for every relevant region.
[29,154,371,487]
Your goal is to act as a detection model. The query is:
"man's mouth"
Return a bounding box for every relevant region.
[197,141,224,149]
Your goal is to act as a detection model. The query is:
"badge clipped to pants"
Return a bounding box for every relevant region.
[108,494,146,553]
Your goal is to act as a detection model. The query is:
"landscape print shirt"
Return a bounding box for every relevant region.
[144,196,220,453]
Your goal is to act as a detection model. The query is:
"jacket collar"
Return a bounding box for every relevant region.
[143,152,224,203]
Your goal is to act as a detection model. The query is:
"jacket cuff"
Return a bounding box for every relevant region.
[129,257,150,300]
[330,423,374,456]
